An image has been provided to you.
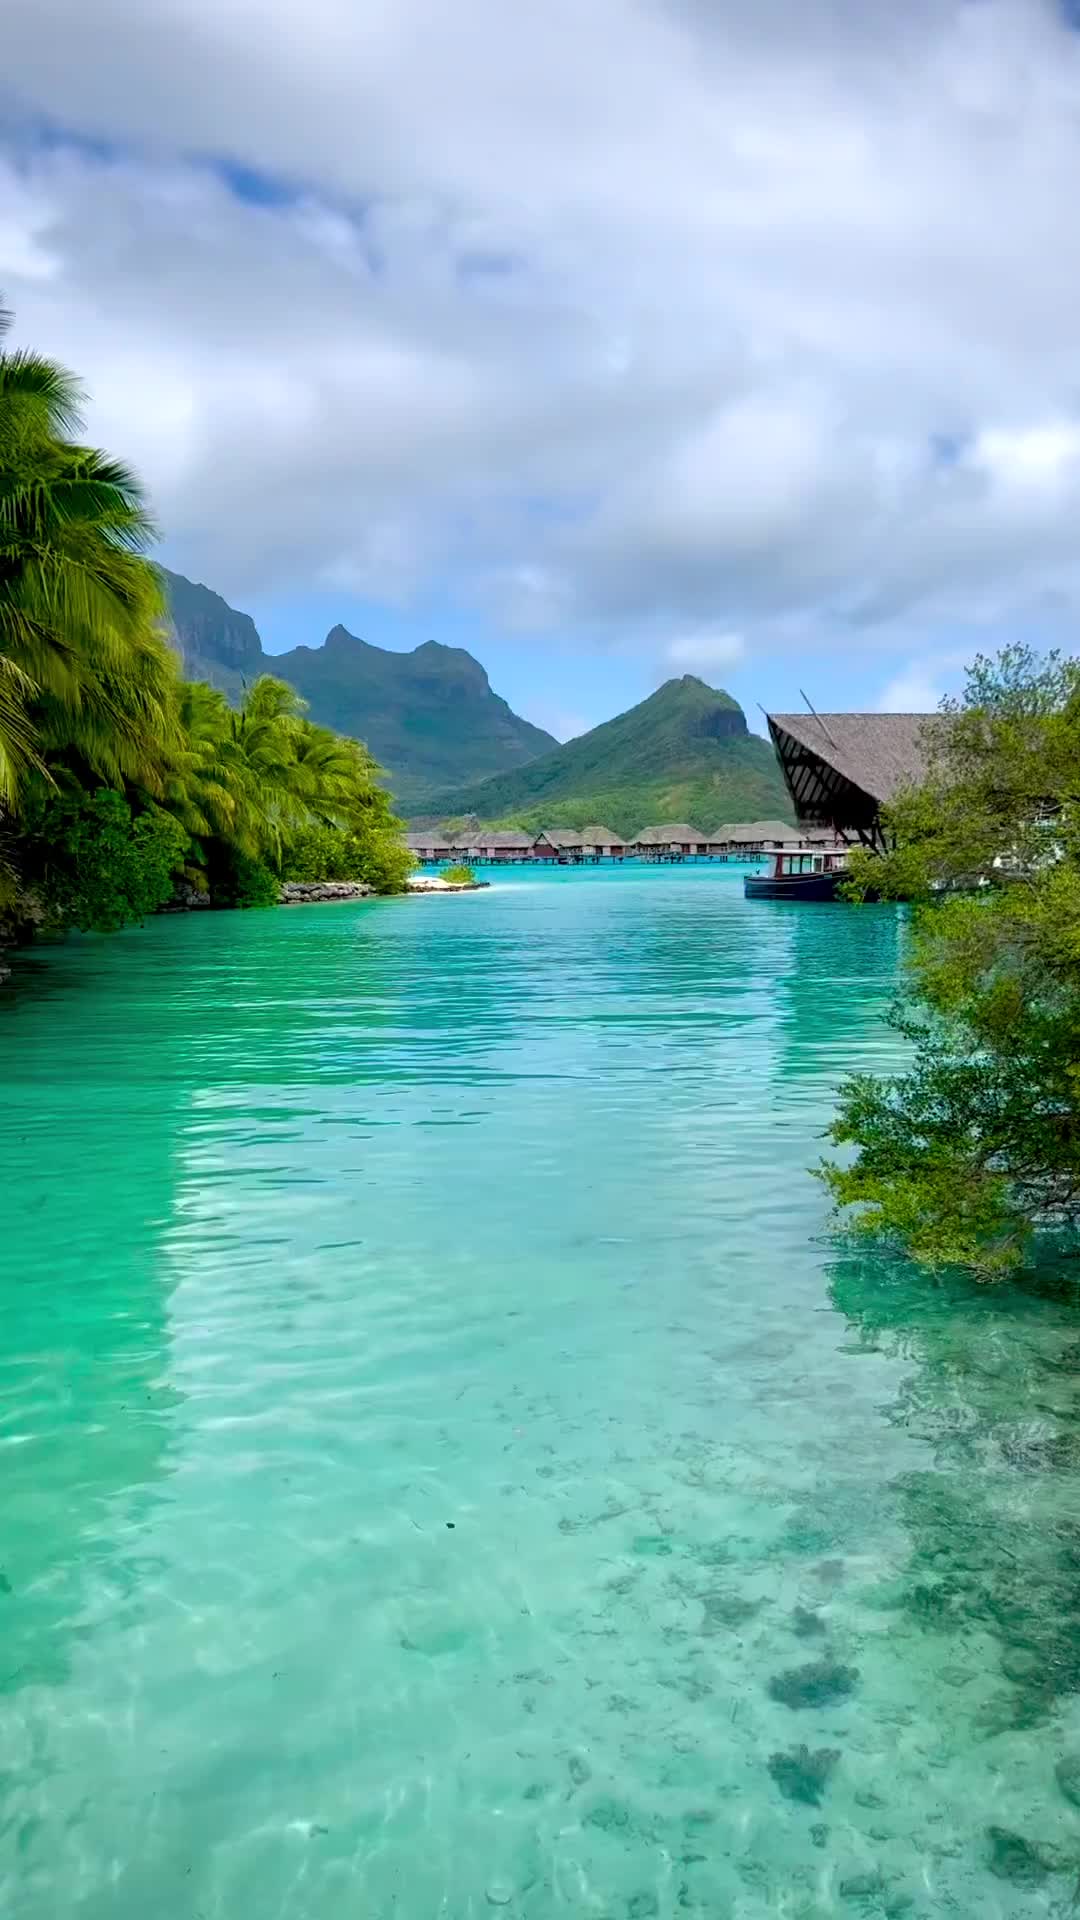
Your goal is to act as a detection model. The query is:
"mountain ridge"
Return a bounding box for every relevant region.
[411,676,792,838]
[160,568,557,807]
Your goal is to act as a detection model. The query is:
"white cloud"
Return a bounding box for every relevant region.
[2,1,1080,665]
[876,665,946,713]
[664,631,746,671]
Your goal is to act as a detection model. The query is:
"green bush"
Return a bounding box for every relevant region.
[17,787,187,933]
[441,864,476,885]
[280,812,414,894]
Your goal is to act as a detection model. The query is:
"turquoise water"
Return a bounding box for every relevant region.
[3,864,1080,1918]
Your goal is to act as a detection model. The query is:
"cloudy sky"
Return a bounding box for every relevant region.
[2,0,1080,738]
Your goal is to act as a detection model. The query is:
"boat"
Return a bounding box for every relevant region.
[744,844,852,902]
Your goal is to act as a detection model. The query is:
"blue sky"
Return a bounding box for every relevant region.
[4,0,1080,740]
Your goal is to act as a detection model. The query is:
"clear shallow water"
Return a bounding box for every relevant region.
[3,866,1080,1919]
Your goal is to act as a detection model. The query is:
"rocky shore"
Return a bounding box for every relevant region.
[279,880,375,904]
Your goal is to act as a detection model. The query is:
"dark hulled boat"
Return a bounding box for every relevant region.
[744,845,851,902]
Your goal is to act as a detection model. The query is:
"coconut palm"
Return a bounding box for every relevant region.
[0,299,177,804]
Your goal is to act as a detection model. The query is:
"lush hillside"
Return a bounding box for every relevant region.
[413,677,792,836]
[160,572,556,808]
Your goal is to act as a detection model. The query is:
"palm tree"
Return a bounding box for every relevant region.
[0,299,177,805]
[164,674,393,881]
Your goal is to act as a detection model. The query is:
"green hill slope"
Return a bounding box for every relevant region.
[413,677,792,836]
[160,571,556,808]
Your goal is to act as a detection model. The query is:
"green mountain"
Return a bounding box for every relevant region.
[160,570,557,808]
[273,627,556,808]
[413,676,792,837]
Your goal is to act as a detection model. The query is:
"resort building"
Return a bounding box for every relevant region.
[405,830,452,862]
[716,819,801,853]
[533,829,585,860]
[532,827,628,862]
[766,712,932,848]
[580,825,626,859]
[631,825,709,859]
[471,830,536,862]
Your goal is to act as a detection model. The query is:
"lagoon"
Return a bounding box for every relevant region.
[2,864,1080,1917]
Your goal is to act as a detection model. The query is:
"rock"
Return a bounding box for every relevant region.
[986,1825,1051,1887]
[485,1880,515,1905]
[568,1754,591,1786]
[700,1590,760,1633]
[810,1823,829,1850]
[767,1745,840,1806]
[163,879,212,911]
[1056,1752,1080,1807]
[792,1606,827,1638]
[767,1658,859,1710]
[839,1869,886,1899]
[279,881,374,905]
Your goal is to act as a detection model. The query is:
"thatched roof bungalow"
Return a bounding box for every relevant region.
[767,712,933,847]
[405,829,452,861]
[471,830,535,860]
[580,825,626,857]
[721,819,800,851]
[631,824,709,857]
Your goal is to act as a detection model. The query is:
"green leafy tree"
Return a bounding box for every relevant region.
[821,648,1080,1277]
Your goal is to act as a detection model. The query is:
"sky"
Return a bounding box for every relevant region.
[2,0,1080,740]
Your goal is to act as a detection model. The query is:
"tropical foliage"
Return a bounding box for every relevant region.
[0,304,410,942]
[441,864,476,885]
[821,648,1080,1277]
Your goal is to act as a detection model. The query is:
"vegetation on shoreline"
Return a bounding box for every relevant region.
[441,863,476,885]
[821,648,1080,1277]
[0,305,410,947]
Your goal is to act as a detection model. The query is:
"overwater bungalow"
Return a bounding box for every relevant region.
[405,830,452,863]
[721,819,802,854]
[532,827,627,863]
[631,825,709,860]
[580,825,626,860]
[533,829,585,861]
[766,711,932,850]
[471,830,535,862]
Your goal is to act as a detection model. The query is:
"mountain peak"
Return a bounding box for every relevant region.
[414,678,786,837]
[161,569,556,808]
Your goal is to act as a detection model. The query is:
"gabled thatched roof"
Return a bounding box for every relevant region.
[579,824,625,846]
[724,819,799,844]
[405,830,448,849]
[536,828,585,848]
[768,712,933,821]
[472,829,535,848]
[633,823,708,844]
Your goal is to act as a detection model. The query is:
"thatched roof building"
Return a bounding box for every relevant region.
[473,830,534,851]
[535,828,585,850]
[722,819,798,848]
[633,824,708,848]
[579,824,625,850]
[767,712,933,845]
